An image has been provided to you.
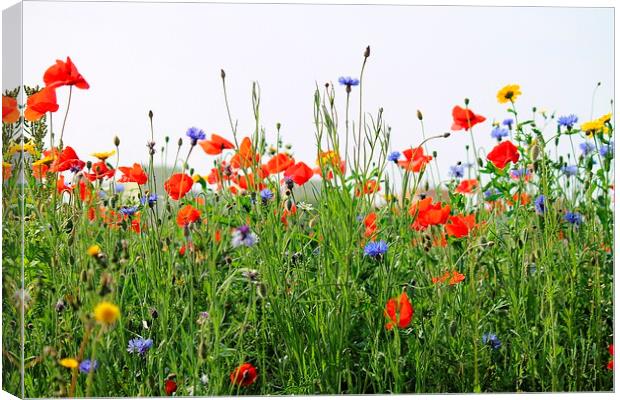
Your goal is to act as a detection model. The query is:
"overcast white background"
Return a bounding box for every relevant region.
[14,1,614,180]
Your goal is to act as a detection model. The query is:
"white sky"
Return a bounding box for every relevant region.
[20,2,614,180]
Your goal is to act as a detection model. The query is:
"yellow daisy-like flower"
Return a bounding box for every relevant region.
[94,301,120,325]
[581,119,605,136]
[87,245,101,257]
[32,155,55,167]
[91,150,116,161]
[497,84,522,104]
[7,141,38,157]
[316,150,340,167]
[59,358,79,369]
[597,113,612,124]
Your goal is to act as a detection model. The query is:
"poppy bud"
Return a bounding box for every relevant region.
[148,110,153,119]
[443,132,451,138]
[276,122,281,131]
[364,45,370,58]
[477,158,483,167]
[178,138,183,147]
[424,181,429,191]
[432,151,437,158]
[324,82,329,88]
[86,160,92,170]
[165,136,169,143]
[221,69,226,79]
[114,136,120,147]
[417,110,423,120]
[464,98,470,106]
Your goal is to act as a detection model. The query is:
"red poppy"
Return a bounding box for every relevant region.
[56,176,73,194]
[176,204,201,227]
[199,134,235,155]
[507,192,530,207]
[384,292,413,330]
[164,379,177,396]
[164,173,193,200]
[455,179,478,194]
[25,87,59,122]
[85,161,115,181]
[231,137,259,169]
[266,153,295,174]
[230,363,258,387]
[445,214,477,238]
[43,57,89,89]
[409,197,450,230]
[608,344,614,370]
[432,270,465,285]
[284,161,313,186]
[356,180,380,196]
[118,163,148,185]
[49,146,85,173]
[78,179,91,202]
[487,140,520,169]
[235,172,266,192]
[2,96,19,124]
[364,212,378,238]
[3,163,12,181]
[398,147,432,172]
[32,163,49,180]
[451,105,486,131]
[280,202,297,226]
[131,215,141,233]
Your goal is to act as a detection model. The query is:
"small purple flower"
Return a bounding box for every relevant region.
[510,168,531,181]
[338,76,360,87]
[388,151,401,163]
[600,141,614,158]
[557,114,578,130]
[119,206,138,217]
[534,195,546,214]
[448,164,465,179]
[561,165,578,177]
[564,211,583,226]
[186,127,207,145]
[491,126,509,141]
[127,338,154,356]
[363,240,388,258]
[502,118,514,129]
[140,193,158,207]
[580,141,595,155]
[114,183,125,193]
[259,188,273,202]
[484,188,500,200]
[482,333,501,350]
[79,359,99,374]
[231,225,258,248]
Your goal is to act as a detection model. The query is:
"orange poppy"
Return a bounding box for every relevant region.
[455,179,478,194]
[385,292,413,330]
[432,270,465,285]
[85,161,115,181]
[451,105,486,131]
[356,180,380,196]
[176,204,201,227]
[230,363,258,387]
[32,163,49,180]
[56,176,73,194]
[445,214,477,238]
[266,153,295,174]
[284,161,313,186]
[2,96,19,124]
[49,146,85,173]
[409,197,450,230]
[199,134,235,155]
[25,87,59,122]
[230,137,259,169]
[118,163,148,185]
[43,57,90,89]
[487,140,520,169]
[506,192,530,207]
[364,212,378,238]
[164,173,193,200]
[398,147,432,172]
[3,162,12,181]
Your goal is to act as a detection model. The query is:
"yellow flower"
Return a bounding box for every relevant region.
[7,141,38,157]
[597,113,612,124]
[91,150,116,161]
[94,301,120,325]
[87,245,101,257]
[32,155,54,167]
[581,119,604,136]
[497,84,522,104]
[59,358,79,369]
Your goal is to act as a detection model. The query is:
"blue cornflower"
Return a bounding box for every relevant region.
[119,206,138,217]
[448,164,465,179]
[534,195,546,214]
[140,193,158,207]
[510,168,531,180]
[482,333,502,350]
[363,240,388,258]
[114,183,125,193]
[259,188,273,202]
[338,76,360,87]
[98,190,108,200]
[564,211,583,226]
[387,151,401,163]
[557,114,578,130]
[484,188,500,200]
[561,165,578,177]
[78,359,99,374]
[502,118,514,129]
[127,338,154,356]
[600,141,614,158]
[186,127,206,145]
[491,126,509,141]
[231,225,258,248]
[580,141,595,155]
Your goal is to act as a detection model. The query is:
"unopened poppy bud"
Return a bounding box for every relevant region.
[432,151,437,158]
[464,98,470,106]
[86,161,92,170]
[114,136,120,147]
[443,132,451,138]
[148,110,153,119]
[364,45,370,58]
[424,181,429,191]
[325,82,329,88]
[276,122,281,131]
[477,158,483,167]
[220,69,226,79]
[165,136,169,143]
[532,107,537,113]
[178,138,183,147]
[417,110,423,120]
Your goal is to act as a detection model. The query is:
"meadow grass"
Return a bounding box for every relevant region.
[1,49,614,396]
